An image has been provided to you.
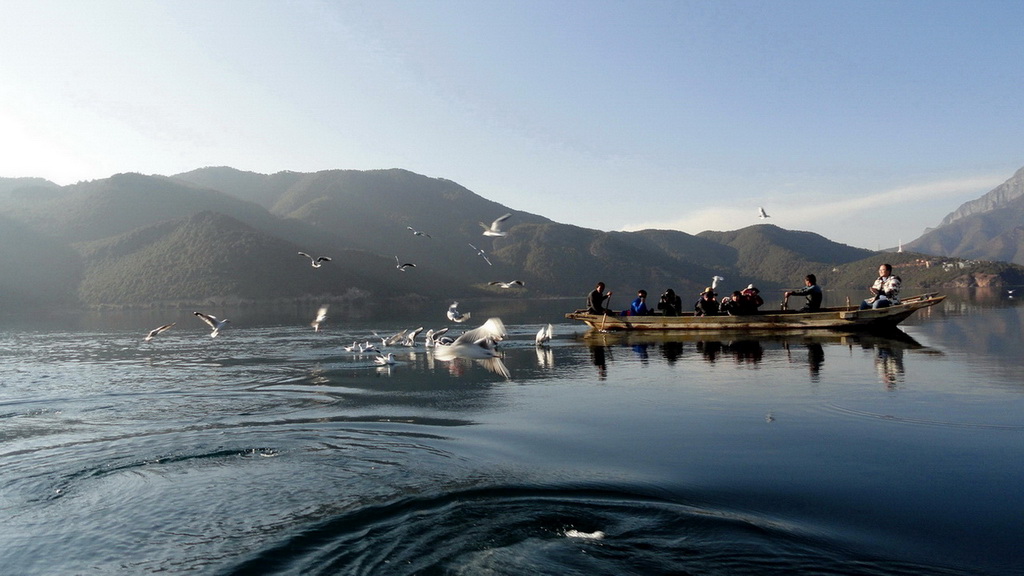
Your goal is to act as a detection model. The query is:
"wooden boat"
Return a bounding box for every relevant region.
[565,293,946,332]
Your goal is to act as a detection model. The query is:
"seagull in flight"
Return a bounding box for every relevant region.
[447,301,471,323]
[311,305,329,332]
[468,243,492,265]
[480,213,512,237]
[488,280,524,289]
[433,317,510,379]
[144,322,175,341]
[395,256,416,271]
[712,276,725,291]
[424,327,450,347]
[193,312,229,337]
[407,226,431,238]
[298,252,332,267]
[758,207,770,219]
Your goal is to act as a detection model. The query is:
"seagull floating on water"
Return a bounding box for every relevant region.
[488,280,524,289]
[480,213,512,237]
[447,302,471,323]
[374,352,397,366]
[468,243,492,266]
[144,322,175,341]
[758,207,770,219]
[395,256,416,271]
[535,323,553,346]
[193,311,229,337]
[407,226,431,238]
[298,252,332,268]
[311,305,329,332]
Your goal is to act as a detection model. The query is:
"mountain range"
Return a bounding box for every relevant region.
[905,165,1024,265]
[2,166,1022,311]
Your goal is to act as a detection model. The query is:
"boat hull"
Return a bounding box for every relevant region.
[565,294,946,332]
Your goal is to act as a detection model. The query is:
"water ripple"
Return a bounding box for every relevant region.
[222,485,970,576]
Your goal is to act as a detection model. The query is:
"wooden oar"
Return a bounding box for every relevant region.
[600,295,611,331]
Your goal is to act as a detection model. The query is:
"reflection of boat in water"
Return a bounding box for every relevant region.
[580,327,927,350]
[582,327,936,380]
[566,293,945,332]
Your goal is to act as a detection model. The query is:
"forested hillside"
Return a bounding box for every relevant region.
[1,168,1022,311]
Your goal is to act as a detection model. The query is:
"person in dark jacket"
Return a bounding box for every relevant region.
[587,282,613,314]
[786,274,823,311]
[694,287,719,316]
[657,288,682,316]
[735,284,764,315]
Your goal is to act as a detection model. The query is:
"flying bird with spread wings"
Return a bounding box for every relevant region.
[395,256,416,271]
[298,252,332,267]
[311,305,329,332]
[469,243,492,265]
[480,213,512,237]
[193,312,230,337]
[144,322,175,341]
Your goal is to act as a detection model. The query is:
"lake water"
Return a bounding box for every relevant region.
[1,293,1022,575]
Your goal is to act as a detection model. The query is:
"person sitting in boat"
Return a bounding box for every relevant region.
[734,284,764,315]
[694,287,719,316]
[587,282,614,314]
[719,290,743,315]
[859,263,901,310]
[630,290,650,316]
[785,274,823,312]
[657,288,682,316]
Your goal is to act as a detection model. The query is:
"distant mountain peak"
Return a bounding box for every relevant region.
[940,165,1024,226]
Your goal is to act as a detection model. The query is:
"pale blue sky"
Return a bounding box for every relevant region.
[2,0,1022,249]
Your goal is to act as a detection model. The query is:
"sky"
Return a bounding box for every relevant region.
[2,0,1023,250]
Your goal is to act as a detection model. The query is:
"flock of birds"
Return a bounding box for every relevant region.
[142,212,549,379]
[143,207,784,372]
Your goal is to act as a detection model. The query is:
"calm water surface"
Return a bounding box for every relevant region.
[1,295,1022,575]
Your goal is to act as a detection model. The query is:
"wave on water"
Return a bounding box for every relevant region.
[221,485,971,576]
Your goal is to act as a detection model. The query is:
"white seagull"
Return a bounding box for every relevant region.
[375,329,408,347]
[144,322,175,341]
[407,226,431,238]
[712,276,725,291]
[758,207,770,219]
[480,213,512,237]
[434,317,510,379]
[401,327,424,347]
[447,302,471,323]
[395,256,416,271]
[298,252,332,267]
[424,327,450,347]
[468,243,492,265]
[535,323,553,346]
[193,312,229,337]
[311,305,329,332]
[488,280,524,289]
[374,352,397,366]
